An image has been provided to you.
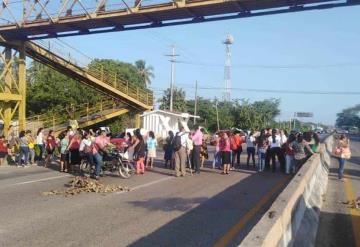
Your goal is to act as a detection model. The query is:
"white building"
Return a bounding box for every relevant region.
[141,110,200,138]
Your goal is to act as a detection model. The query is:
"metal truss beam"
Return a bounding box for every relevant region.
[0,43,26,135]
[0,0,359,40]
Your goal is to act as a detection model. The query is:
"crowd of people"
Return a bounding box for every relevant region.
[0,123,324,180]
[163,127,321,176]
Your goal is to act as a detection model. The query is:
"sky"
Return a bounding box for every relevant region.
[56,5,360,125]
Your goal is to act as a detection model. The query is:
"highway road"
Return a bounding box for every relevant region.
[316,135,360,247]
[0,148,290,247]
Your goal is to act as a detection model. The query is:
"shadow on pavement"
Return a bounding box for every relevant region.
[128,197,208,212]
[128,171,290,247]
[316,211,357,247]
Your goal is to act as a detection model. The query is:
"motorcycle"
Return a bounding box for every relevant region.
[80,150,135,179]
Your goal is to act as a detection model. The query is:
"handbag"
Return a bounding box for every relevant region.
[341,147,351,159]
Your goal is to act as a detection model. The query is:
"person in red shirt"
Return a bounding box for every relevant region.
[219,131,231,174]
[230,131,243,169]
[0,136,7,166]
[68,132,82,170]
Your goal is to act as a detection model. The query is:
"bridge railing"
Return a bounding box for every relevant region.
[24,98,123,133]
[33,39,154,108]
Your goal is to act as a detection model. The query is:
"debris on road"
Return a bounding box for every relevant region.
[342,197,360,210]
[42,176,130,196]
[268,211,276,219]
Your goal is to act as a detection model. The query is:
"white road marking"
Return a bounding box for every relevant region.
[6,174,72,187]
[116,176,174,194]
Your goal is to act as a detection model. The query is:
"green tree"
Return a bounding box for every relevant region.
[159,87,187,112]
[186,97,217,129]
[26,62,101,115]
[135,60,155,86]
[336,104,360,129]
[185,97,281,132]
[88,59,147,88]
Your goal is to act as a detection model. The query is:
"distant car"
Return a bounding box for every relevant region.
[336,129,348,134]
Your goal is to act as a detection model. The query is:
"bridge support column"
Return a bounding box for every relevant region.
[0,44,26,136]
[135,113,141,129]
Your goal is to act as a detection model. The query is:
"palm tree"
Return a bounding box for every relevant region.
[135,60,154,87]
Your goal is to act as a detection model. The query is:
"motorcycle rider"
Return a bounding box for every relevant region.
[93,129,110,180]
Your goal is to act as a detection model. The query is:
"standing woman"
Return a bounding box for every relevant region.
[146,131,157,169]
[68,132,81,171]
[333,134,351,181]
[60,131,70,173]
[36,128,45,162]
[0,136,7,166]
[45,130,56,168]
[293,133,314,170]
[18,130,30,167]
[164,131,174,168]
[219,132,231,175]
[132,129,146,174]
[284,134,296,174]
[310,133,320,153]
[256,130,268,172]
[26,130,36,165]
[246,132,256,167]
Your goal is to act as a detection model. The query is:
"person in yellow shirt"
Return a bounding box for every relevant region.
[26,130,35,165]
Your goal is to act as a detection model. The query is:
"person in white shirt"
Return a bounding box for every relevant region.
[174,127,188,177]
[267,129,286,172]
[36,128,45,161]
[246,132,256,167]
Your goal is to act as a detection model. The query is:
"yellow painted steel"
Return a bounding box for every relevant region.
[0,45,26,136]
[135,113,141,129]
[78,108,129,129]
[0,93,22,101]
[0,38,152,134]
[18,43,26,132]
[21,40,153,110]
[25,98,129,134]
[3,47,12,136]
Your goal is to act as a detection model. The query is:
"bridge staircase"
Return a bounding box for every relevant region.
[0,38,153,133]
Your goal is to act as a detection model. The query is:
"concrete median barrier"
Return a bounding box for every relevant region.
[241,136,334,247]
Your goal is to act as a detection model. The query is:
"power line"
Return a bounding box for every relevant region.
[150,85,360,95]
[175,60,360,69]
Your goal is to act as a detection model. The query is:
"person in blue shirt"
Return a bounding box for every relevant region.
[146,131,157,169]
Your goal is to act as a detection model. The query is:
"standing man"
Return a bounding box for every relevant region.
[174,127,188,177]
[191,125,203,174]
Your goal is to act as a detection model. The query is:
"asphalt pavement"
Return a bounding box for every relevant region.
[0,148,290,247]
[316,135,360,247]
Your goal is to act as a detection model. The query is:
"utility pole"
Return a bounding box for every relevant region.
[215,100,220,131]
[165,45,179,111]
[194,80,198,124]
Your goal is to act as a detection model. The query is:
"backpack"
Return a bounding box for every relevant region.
[173,134,182,151]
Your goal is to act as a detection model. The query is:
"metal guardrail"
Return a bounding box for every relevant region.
[33,40,154,108]
[25,98,123,133]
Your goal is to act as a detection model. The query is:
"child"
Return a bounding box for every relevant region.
[146,131,157,169]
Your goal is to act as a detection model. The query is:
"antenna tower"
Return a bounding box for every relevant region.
[223,34,234,101]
